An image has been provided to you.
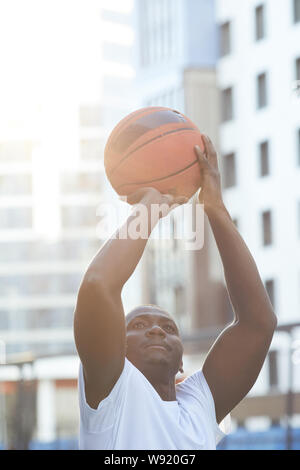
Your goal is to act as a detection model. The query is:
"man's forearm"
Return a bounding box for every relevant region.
[205,203,277,327]
[84,203,157,291]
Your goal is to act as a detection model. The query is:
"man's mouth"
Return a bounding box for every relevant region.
[145,343,169,351]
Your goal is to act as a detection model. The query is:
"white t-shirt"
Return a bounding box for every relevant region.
[78,358,225,450]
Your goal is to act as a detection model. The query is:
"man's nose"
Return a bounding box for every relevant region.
[146,325,166,337]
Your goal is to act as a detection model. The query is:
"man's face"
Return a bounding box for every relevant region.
[125,308,183,378]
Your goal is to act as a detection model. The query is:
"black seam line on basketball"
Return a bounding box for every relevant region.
[110,107,168,151]
[114,107,162,138]
[108,127,198,178]
[116,159,199,190]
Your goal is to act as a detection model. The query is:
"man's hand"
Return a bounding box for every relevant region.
[194,135,224,212]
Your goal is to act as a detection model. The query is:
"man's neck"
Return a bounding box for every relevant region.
[152,382,177,402]
[143,368,177,401]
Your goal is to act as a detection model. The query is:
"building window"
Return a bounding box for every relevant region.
[265,279,275,308]
[0,273,82,296]
[294,0,300,23]
[262,210,273,246]
[0,239,100,263]
[0,174,32,195]
[268,350,278,389]
[255,5,265,40]
[298,201,300,237]
[296,57,300,81]
[257,72,268,109]
[29,308,74,329]
[0,141,33,162]
[221,87,233,122]
[0,207,32,229]
[0,312,9,329]
[297,128,300,165]
[60,172,102,194]
[259,141,270,176]
[224,152,236,188]
[80,139,104,161]
[220,21,231,57]
[61,205,97,228]
[0,308,75,331]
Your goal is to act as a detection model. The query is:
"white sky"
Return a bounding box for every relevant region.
[0,0,103,125]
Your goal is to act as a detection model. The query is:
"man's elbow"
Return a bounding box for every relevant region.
[259,308,277,334]
[238,307,277,334]
[81,271,106,289]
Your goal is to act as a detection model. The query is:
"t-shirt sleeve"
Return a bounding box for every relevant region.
[179,369,230,446]
[78,358,132,433]
[199,370,231,445]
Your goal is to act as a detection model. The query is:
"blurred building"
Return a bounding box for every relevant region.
[0,1,143,357]
[216,0,300,428]
[0,67,104,355]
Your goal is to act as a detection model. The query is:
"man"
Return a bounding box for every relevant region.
[74,135,277,450]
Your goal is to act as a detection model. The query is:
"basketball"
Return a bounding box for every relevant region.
[104,106,205,200]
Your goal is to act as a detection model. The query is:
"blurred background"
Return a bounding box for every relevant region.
[0,0,300,450]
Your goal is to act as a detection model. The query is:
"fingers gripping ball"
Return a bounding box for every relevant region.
[104,107,205,200]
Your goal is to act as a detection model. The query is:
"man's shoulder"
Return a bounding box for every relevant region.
[78,357,137,411]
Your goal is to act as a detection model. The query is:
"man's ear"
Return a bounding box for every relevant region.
[179,360,184,374]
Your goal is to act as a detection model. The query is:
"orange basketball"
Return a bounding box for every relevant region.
[104,106,205,200]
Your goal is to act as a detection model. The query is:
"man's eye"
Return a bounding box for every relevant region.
[165,324,176,333]
[134,322,145,329]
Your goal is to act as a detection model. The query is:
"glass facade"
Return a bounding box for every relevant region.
[139,0,178,67]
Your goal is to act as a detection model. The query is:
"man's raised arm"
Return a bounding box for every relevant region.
[194,136,277,424]
[73,188,187,409]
